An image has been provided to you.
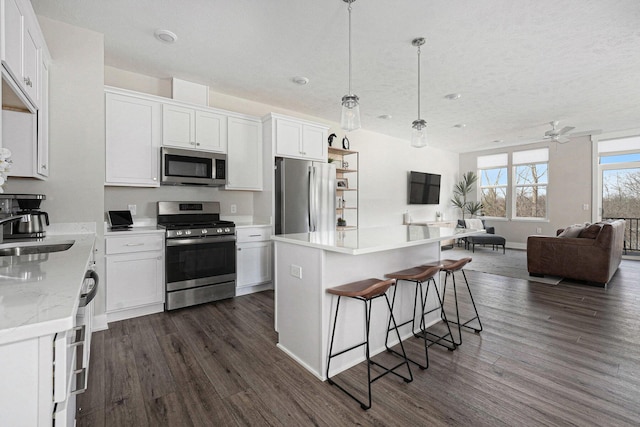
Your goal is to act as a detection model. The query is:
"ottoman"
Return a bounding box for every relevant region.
[466,234,506,253]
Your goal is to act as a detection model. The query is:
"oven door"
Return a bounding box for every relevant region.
[165,234,236,291]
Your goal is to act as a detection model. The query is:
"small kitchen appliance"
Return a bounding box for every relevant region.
[0,194,49,239]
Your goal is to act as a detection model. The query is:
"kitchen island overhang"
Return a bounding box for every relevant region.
[272,225,484,380]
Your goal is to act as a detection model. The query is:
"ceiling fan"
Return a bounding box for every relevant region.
[544,120,575,143]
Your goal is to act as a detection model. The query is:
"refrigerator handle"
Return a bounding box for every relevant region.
[309,165,316,231]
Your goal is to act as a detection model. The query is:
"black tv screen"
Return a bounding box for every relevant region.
[408,171,441,204]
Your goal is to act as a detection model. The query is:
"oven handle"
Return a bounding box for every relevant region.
[166,235,237,246]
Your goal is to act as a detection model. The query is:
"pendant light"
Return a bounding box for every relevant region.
[341,0,361,131]
[411,37,427,148]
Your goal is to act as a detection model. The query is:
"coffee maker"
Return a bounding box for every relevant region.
[0,194,49,239]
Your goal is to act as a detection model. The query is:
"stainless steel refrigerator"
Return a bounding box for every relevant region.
[275,157,336,234]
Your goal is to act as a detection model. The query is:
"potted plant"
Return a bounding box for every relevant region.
[337,217,347,227]
[451,171,483,219]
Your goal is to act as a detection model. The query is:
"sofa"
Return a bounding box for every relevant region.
[527,219,625,285]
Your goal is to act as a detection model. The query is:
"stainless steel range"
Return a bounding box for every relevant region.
[157,201,236,310]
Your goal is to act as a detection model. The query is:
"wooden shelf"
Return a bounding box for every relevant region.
[336,207,357,210]
[336,225,357,231]
[336,187,357,191]
[336,168,357,173]
[328,146,357,155]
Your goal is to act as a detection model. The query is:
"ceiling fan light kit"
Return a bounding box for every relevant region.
[411,37,427,148]
[340,0,361,131]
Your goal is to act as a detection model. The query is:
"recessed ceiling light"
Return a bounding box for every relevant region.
[154,29,178,44]
[291,76,309,85]
[378,114,392,120]
[454,123,466,128]
[493,139,504,143]
[445,93,461,100]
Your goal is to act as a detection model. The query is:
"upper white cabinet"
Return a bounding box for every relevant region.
[105,89,161,187]
[226,116,262,191]
[162,104,227,153]
[268,114,328,162]
[1,0,45,109]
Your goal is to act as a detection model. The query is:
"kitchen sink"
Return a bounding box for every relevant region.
[0,240,75,256]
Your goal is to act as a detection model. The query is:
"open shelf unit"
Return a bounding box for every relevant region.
[329,146,358,230]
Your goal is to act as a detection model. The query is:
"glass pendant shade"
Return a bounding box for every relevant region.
[411,119,427,148]
[341,94,361,131]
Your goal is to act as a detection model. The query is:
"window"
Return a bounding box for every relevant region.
[478,153,508,218]
[513,148,548,219]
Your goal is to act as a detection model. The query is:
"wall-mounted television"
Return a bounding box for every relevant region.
[408,171,441,204]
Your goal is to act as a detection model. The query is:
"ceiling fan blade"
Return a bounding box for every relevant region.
[558,126,575,135]
[544,130,555,137]
[556,136,570,143]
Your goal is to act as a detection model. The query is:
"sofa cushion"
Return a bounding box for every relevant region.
[579,223,602,239]
[558,224,585,238]
[465,219,485,230]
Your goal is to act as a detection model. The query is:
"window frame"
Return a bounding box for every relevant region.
[512,160,549,220]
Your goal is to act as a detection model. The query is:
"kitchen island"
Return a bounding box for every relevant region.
[272,224,483,380]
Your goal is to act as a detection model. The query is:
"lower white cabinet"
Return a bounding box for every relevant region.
[236,226,272,295]
[105,232,164,322]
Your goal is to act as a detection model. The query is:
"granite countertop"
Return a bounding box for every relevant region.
[105,225,164,236]
[272,225,484,255]
[0,232,96,345]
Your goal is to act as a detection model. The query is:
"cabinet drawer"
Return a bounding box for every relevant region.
[236,227,271,243]
[106,234,164,254]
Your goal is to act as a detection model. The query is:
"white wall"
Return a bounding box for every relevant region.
[459,136,593,246]
[5,18,107,313]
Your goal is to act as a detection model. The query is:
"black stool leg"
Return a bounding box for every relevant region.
[444,269,483,345]
[327,293,413,410]
[423,276,457,351]
[385,279,429,370]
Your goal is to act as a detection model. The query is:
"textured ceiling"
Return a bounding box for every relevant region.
[30,0,640,153]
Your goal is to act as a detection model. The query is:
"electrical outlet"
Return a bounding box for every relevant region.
[290,264,302,279]
[128,204,137,216]
[230,204,237,214]
[583,203,589,211]
[536,227,542,234]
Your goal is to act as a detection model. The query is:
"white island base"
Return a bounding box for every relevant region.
[273,225,482,380]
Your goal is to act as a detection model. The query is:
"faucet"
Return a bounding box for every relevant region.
[0,215,28,244]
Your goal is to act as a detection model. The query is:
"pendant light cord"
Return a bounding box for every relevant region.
[348,1,353,96]
[417,43,421,120]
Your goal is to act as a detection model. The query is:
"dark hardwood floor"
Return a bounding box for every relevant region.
[77,260,640,426]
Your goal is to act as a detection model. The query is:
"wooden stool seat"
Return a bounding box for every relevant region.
[423,258,472,272]
[327,278,394,300]
[385,265,442,282]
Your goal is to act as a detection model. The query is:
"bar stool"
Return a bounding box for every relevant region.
[384,264,457,370]
[430,258,483,345]
[326,278,413,410]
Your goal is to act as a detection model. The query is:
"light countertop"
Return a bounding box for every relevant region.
[0,233,96,345]
[272,225,484,255]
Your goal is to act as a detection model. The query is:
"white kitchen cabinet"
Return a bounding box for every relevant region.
[36,59,48,176]
[272,114,328,162]
[1,0,43,108]
[236,226,272,296]
[105,232,164,322]
[162,104,227,152]
[226,116,263,190]
[105,89,161,187]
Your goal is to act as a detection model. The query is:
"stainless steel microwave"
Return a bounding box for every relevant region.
[161,147,226,186]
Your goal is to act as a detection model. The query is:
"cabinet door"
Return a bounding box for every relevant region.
[2,0,23,82]
[274,119,303,158]
[37,59,48,177]
[302,125,327,161]
[22,25,39,105]
[195,109,227,152]
[105,93,161,186]
[162,104,195,148]
[226,117,262,190]
[106,251,164,312]
[237,241,272,288]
